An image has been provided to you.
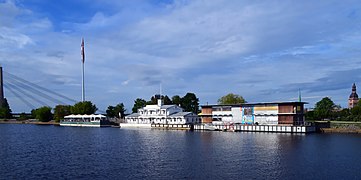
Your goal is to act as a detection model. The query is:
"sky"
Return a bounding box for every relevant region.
[1,0,361,113]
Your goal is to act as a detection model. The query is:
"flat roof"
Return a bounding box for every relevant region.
[201,101,308,107]
[64,114,106,118]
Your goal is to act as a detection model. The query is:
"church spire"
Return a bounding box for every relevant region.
[350,83,358,99]
[348,83,359,108]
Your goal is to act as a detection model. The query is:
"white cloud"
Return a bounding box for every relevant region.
[1,0,361,112]
[0,0,22,27]
[0,27,32,48]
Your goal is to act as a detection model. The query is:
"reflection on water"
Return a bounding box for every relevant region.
[0,124,360,179]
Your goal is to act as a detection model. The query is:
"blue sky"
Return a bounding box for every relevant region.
[1,0,361,113]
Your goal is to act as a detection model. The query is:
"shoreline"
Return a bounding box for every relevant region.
[319,128,361,134]
[0,120,59,125]
[1,120,361,133]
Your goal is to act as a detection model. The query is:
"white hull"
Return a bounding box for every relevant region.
[120,123,152,129]
[60,124,101,127]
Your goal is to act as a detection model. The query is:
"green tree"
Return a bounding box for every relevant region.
[305,110,315,121]
[314,97,335,120]
[107,103,126,118]
[0,98,12,119]
[351,106,361,116]
[351,101,361,116]
[347,101,361,121]
[32,106,52,122]
[217,93,246,105]
[147,95,160,105]
[172,95,182,106]
[17,112,29,121]
[147,95,173,105]
[163,95,172,105]
[181,92,199,114]
[54,105,72,122]
[132,98,147,113]
[71,101,97,115]
[106,106,116,117]
[335,108,351,121]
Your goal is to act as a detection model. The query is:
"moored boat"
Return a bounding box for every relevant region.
[60,114,111,127]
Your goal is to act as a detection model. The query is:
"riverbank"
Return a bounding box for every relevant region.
[2,119,361,133]
[314,121,361,133]
[0,120,59,125]
[320,128,361,133]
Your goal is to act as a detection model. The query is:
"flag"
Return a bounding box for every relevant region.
[81,38,85,63]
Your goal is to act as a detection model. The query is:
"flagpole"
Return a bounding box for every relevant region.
[82,60,85,102]
[81,38,85,102]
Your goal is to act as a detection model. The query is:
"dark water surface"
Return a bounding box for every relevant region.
[1,124,361,179]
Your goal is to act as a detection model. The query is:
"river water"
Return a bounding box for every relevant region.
[0,124,360,179]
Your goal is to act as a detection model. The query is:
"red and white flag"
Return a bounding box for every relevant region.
[81,38,85,63]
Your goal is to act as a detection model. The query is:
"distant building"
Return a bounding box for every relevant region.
[200,102,306,126]
[348,83,359,108]
[125,98,199,125]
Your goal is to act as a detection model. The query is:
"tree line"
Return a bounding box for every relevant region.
[26,95,361,122]
[0,98,12,119]
[0,92,247,122]
[306,97,361,122]
[131,92,200,114]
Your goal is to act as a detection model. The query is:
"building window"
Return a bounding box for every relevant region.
[244,108,252,115]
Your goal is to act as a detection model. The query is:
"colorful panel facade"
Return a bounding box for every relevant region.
[253,105,278,125]
[254,105,278,114]
[200,102,306,126]
[231,107,242,123]
[242,107,254,124]
[254,116,278,125]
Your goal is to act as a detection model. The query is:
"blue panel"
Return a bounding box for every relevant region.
[242,107,254,124]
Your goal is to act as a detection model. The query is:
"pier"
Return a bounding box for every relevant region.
[194,124,315,133]
[151,123,192,130]
[119,122,315,133]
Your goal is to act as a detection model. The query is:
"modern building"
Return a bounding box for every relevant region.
[200,102,306,126]
[348,83,359,108]
[125,98,199,125]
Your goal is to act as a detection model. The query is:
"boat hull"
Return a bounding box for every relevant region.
[60,121,111,127]
[119,123,152,128]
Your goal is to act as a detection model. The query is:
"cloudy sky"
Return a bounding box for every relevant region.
[1,0,361,113]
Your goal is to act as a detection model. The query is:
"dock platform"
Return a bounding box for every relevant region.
[194,124,315,133]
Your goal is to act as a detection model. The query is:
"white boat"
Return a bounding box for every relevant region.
[204,123,218,131]
[60,114,111,127]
